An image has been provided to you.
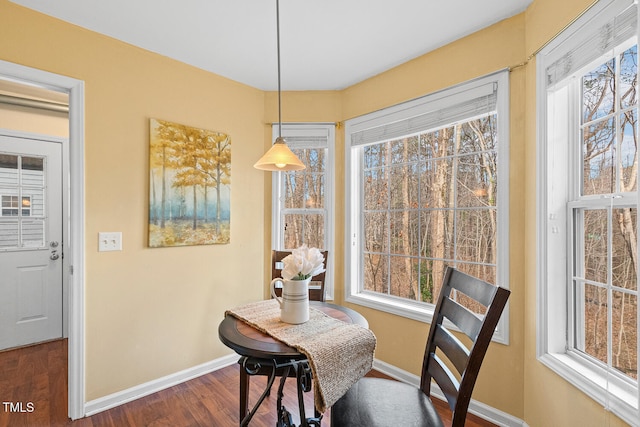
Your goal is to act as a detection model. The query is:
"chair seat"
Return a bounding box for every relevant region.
[330,378,444,427]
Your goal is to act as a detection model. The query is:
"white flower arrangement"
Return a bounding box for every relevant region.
[280,245,326,281]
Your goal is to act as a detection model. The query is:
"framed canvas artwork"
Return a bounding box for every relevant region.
[149,118,231,247]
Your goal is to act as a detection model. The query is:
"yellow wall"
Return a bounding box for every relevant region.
[1,0,633,424]
[0,0,266,400]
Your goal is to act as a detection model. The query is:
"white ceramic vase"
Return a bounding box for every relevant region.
[270,277,311,324]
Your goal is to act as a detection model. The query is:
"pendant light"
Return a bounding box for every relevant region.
[253,0,306,171]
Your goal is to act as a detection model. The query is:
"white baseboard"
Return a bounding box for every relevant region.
[372,359,526,427]
[84,353,239,417]
[83,353,526,426]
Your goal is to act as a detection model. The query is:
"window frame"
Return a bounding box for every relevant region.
[344,71,510,344]
[271,123,335,299]
[536,0,640,423]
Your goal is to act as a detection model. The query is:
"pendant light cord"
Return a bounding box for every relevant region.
[276,0,282,139]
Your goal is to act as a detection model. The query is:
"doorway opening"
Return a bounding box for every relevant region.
[0,60,85,420]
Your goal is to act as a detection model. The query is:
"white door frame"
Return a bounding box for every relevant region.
[0,60,85,420]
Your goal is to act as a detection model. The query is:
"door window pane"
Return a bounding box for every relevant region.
[0,220,19,248]
[0,154,18,184]
[0,154,46,248]
[2,195,19,216]
[21,219,44,248]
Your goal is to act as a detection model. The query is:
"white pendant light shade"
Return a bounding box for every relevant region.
[254,0,306,172]
[254,136,305,171]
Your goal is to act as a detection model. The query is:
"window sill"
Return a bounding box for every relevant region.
[538,352,638,425]
[346,291,509,344]
[346,291,436,324]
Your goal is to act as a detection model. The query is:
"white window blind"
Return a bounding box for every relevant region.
[278,135,328,149]
[545,0,637,87]
[351,81,497,146]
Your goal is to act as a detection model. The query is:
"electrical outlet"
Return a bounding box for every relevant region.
[98,232,122,252]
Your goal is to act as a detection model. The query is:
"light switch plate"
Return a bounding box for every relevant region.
[98,232,122,251]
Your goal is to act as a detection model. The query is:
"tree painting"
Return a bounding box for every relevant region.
[149,118,231,247]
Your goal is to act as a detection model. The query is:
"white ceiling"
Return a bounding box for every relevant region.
[9,0,533,91]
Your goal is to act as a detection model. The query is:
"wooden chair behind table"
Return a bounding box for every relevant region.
[271,249,329,301]
[331,266,511,427]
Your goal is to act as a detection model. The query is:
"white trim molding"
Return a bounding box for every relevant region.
[84,354,522,425]
[84,354,239,416]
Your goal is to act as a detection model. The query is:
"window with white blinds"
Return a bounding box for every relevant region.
[271,123,335,298]
[545,0,637,88]
[537,0,639,423]
[350,80,498,147]
[344,70,510,340]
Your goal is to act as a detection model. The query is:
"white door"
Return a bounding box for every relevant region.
[0,133,63,351]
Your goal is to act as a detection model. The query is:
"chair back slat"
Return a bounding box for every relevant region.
[448,268,498,307]
[420,266,511,427]
[271,250,328,302]
[427,353,460,411]
[440,298,482,342]
[432,324,470,376]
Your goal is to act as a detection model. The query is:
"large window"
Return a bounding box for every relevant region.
[537,0,639,422]
[345,71,509,342]
[272,124,335,297]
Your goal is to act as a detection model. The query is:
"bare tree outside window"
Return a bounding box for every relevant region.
[362,114,498,314]
[282,147,326,249]
[576,45,638,380]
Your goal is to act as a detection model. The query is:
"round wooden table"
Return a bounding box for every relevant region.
[218,301,368,426]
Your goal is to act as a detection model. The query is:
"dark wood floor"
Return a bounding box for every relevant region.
[0,339,496,427]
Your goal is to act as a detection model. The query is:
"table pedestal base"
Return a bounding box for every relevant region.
[239,356,322,427]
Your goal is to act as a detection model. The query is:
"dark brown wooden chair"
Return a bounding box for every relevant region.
[331,266,511,427]
[271,249,328,301]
